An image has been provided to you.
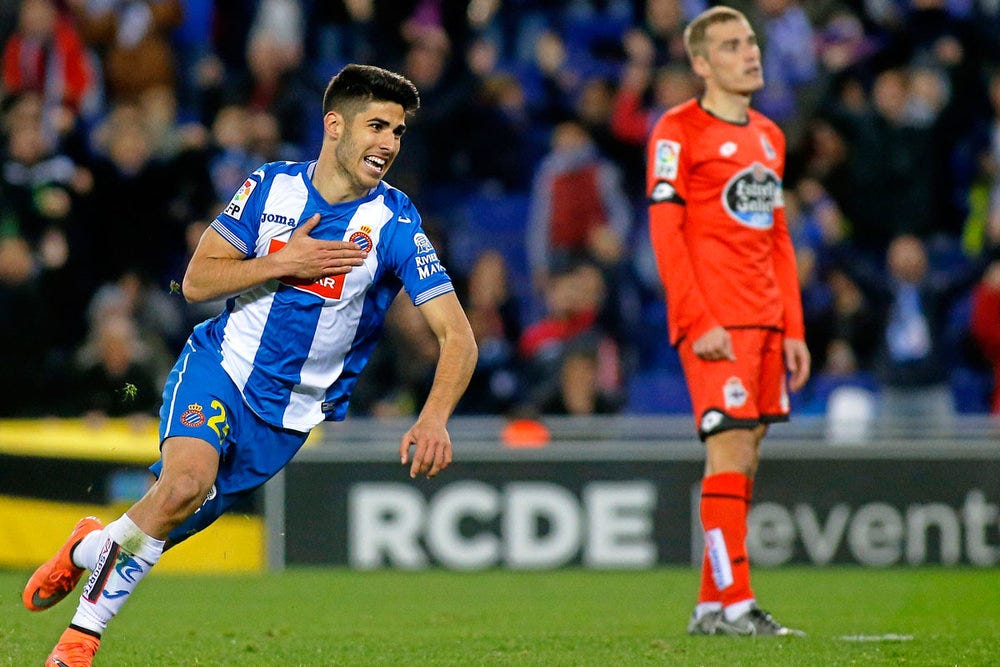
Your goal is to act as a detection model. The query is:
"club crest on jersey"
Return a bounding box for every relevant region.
[180,403,206,427]
[349,227,373,252]
[413,232,434,255]
[722,161,781,229]
[654,139,681,180]
[224,178,257,221]
[759,133,777,160]
[723,377,748,408]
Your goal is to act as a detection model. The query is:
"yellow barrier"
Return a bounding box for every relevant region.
[0,419,266,573]
[0,418,160,463]
[0,495,264,573]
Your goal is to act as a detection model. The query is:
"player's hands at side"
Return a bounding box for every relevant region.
[278,213,367,280]
[784,338,811,392]
[400,418,453,479]
[693,326,735,361]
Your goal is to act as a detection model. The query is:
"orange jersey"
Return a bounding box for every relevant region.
[646,99,804,346]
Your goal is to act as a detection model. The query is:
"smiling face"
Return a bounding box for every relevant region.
[328,99,407,195]
[692,17,763,97]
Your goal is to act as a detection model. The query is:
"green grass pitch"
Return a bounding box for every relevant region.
[3,567,998,665]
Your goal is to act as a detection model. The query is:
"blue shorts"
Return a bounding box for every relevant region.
[154,338,309,544]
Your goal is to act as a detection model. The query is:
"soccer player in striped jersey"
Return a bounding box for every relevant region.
[24,64,478,666]
[645,7,810,637]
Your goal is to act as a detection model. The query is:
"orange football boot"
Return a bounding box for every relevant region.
[23,516,103,611]
[45,627,101,667]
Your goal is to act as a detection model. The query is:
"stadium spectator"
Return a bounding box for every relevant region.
[0,236,55,417]
[518,260,620,415]
[970,259,1000,413]
[645,7,809,636]
[526,119,631,291]
[1,0,98,122]
[457,249,524,415]
[0,91,93,353]
[23,64,476,666]
[624,0,695,68]
[237,0,319,155]
[62,313,161,421]
[84,102,214,287]
[867,234,985,429]
[67,0,182,104]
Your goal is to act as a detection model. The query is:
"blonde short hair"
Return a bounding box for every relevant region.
[683,6,748,60]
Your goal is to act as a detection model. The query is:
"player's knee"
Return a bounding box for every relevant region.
[155,472,213,521]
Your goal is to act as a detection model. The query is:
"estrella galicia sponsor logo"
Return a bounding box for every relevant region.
[260,212,298,226]
[722,162,781,229]
[180,403,206,427]
[413,232,434,255]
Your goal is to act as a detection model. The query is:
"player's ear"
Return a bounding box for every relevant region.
[690,54,711,79]
[323,111,342,140]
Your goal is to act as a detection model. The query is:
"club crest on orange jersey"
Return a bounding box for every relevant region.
[760,133,777,160]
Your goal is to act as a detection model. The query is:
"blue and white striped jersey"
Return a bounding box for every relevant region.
[191,160,454,431]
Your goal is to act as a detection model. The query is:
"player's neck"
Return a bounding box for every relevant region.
[312,148,371,204]
[699,88,752,124]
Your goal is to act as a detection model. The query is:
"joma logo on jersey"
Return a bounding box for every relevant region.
[722,162,781,229]
[268,239,345,299]
[260,212,298,226]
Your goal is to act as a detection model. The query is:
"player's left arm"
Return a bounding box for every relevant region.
[772,202,811,392]
[399,291,478,479]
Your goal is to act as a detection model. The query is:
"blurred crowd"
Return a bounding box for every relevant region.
[1,0,999,425]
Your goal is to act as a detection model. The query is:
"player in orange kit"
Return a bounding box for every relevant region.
[646,6,810,636]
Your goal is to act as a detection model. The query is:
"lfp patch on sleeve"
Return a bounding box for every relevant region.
[224,178,258,221]
[654,140,681,180]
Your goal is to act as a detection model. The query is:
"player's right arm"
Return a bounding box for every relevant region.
[646,115,722,350]
[182,213,366,303]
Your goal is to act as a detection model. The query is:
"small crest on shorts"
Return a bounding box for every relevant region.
[180,403,206,428]
[723,377,748,408]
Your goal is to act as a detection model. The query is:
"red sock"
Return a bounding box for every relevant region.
[699,472,753,606]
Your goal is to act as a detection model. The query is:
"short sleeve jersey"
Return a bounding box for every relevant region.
[192,160,454,431]
[647,99,796,344]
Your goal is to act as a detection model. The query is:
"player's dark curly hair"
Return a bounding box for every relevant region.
[322,64,421,117]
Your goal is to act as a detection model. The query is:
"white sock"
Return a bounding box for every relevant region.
[724,598,756,622]
[70,514,165,635]
[695,602,722,619]
[71,530,105,570]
